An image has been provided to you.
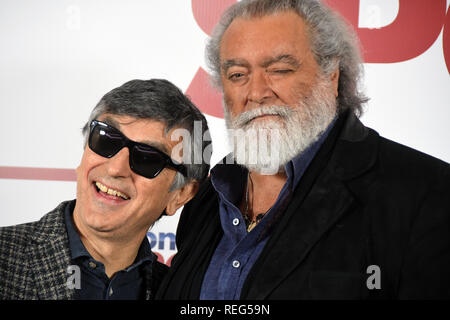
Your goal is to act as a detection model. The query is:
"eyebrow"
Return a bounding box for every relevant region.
[101,116,170,154]
[221,54,301,74]
[221,59,250,74]
[261,54,301,69]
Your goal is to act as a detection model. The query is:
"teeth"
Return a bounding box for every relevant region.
[95,182,129,200]
[97,182,108,193]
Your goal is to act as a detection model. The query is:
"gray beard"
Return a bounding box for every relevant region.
[224,78,337,175]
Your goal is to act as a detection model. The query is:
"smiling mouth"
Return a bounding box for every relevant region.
[94,181,130,200]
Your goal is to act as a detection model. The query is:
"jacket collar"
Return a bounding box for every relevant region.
[27,200,75,299]
[329,111,379,180]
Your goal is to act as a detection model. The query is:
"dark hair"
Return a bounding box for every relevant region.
[206,0,368,116]
[82,79,211,189]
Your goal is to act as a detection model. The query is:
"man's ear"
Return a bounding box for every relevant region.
[165,181,199,216]
[330,64,340,98]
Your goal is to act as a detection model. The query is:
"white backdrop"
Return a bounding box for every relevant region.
[1,0,449,265]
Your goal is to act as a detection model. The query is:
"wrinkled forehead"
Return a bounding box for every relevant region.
[220,11,313,61]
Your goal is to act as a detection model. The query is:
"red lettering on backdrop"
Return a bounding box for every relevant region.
[189,0,448,118]
[152,252,175,266]
[325,0,447,63]
[153,251,165,265]
[444,7,450,74]
[187,0,237,118]
[192,0,237,35]
[186,67,224,118]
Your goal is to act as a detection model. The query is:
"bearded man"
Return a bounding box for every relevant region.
[156,0,450,299]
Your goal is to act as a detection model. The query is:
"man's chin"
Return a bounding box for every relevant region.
[88,223,124,238]
[81,211,124,235]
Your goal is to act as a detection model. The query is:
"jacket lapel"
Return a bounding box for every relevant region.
[243,112,379,299]
[244,171,355,299]
[27,201,75,300]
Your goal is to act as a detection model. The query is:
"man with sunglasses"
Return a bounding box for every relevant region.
[0,79,210,299]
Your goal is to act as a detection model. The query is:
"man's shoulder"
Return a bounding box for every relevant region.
[338,113,448,182]
[0,201,72,255]
[152,260,169,281]
[332,115,449,204]
[184,178,220,219]
[0,221,36,253]
[0,200,73,299]
[189,178,217,206]
[376,134,449,184]
[176,178,221,246]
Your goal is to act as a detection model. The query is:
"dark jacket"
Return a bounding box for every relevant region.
[0,200,168,300]
[156,112,450,300]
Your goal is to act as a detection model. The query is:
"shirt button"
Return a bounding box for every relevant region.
[232,260,240,268]
[232,218,240,226]
[88,261,97,268]
[109,287,113,296]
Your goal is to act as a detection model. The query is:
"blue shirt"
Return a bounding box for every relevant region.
[64,201,154,300]
[200,119,336,300]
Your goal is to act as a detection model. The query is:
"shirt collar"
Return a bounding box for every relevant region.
[64,200,90,260]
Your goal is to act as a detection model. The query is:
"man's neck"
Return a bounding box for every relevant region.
[244,170,288,220]
[82,233,144,278]
[72,212,146,278]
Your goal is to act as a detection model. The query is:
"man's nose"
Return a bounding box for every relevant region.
[106,147,132,178]
[247,70,275,105]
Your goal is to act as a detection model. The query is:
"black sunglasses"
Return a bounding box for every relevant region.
[88,120,187,179]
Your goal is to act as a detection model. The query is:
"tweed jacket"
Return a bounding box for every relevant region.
[0,200,167,300]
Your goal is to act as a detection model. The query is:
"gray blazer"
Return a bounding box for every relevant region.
[0,200,166,300]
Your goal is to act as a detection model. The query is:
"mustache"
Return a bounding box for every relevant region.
[229,105,294,128]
